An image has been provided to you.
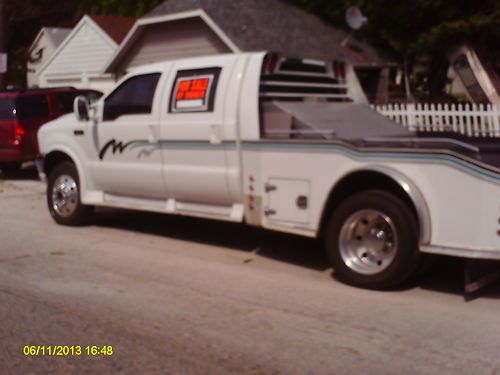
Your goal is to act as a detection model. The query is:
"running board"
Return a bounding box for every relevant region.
[102,193,244,223]
[172,200,244,222]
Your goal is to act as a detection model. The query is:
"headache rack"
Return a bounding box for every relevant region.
[259,55,352,102]
[259,55,354,140]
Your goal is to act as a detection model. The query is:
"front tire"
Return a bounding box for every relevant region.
[47,162,93,225]
[325,190,421,290]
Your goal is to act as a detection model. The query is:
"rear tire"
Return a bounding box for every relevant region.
[47,162,93,226]
[325,190,421,290]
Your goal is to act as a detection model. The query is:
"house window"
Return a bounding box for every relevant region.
[169,68,221,113]
[103,73,161,121]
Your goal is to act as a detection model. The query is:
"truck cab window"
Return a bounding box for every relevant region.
[169,68,221,113]
[103,73,161,121]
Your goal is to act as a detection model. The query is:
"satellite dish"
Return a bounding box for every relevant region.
[345,6,367,30]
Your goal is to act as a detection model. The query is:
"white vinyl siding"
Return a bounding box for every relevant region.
[116,18,230,74]
[42,76,115,94]
[41,22,117,78]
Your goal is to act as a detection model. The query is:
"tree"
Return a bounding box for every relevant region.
[88,0,163,17]
[5,0,82,86]
[4,0,162,87]
[291,0,500,100]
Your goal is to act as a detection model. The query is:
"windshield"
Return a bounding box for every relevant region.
[0,98,16,120]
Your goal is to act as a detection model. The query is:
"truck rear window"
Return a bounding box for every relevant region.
[169,68,221,113]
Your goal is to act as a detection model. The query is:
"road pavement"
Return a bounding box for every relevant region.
[1,167,500,375]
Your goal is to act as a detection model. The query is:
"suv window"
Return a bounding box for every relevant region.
[16,95,50,119]
[103,73,161,121]
[0,98,15,120]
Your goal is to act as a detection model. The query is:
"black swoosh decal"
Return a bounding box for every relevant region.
[99,139,147,160]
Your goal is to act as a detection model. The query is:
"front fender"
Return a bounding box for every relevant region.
[43,143,91,198]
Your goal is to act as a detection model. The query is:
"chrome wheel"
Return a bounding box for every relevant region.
[51,174,78,217]
[339,209,398,275]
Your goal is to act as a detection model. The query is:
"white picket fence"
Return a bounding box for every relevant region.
[372,103,500,137]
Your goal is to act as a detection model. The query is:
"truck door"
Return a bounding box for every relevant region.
[159,55,240,206]
[91,72,167,199]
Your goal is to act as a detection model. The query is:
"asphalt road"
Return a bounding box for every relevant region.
[1,167,500,375]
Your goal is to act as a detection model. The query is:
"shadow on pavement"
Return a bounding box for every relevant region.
[416,256,500,299]
[0,163,39,181]
[93,208,329,271]
[92,208,500,298]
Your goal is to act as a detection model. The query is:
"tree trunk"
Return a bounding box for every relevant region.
[0,0,5,90]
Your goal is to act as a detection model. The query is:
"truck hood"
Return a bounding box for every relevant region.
[37,113,82,154]
[40,113,76,130]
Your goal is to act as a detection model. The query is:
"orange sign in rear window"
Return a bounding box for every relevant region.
[170,68,220,113]
[176,78,210,100]
[175,78,210,101]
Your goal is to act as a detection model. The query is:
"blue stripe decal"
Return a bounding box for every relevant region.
[129,139,500,182]
[242,142,500,182]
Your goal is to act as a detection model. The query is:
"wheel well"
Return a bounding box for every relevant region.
[318,170,420,238]
[44,151,74,178]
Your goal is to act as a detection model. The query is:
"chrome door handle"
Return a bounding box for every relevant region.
[264,183,277,192]
[148,124,158,143]
[210,124,221,144]
[264,208,276,216]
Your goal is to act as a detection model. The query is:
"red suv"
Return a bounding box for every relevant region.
[0,87,101,174]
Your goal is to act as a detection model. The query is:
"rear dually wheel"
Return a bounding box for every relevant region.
[325,190,421,290]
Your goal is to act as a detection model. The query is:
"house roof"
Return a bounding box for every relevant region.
[143,0,391,66]
[29,27,71,53]
[36,15,132,79]
[43,27,72,47]
[89,15,136,44]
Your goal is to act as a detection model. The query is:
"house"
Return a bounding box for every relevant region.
[27,27,71,88]
[104,0,394,102]
[35,15,135,93]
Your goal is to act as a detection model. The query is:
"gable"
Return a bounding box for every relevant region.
[40,19,118,77]
[145,0,393,65]
[28,30,53,67]
[112,17,230,75]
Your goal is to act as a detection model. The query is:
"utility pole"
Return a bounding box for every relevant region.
[0,0,5,90]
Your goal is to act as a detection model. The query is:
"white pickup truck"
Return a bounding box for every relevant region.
[36,52,500,290]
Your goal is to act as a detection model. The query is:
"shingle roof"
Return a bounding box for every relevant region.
[89,15,136,44]
[42,27,71,47]
[144,0,391,65]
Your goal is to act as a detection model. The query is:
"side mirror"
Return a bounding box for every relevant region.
[74,95,90,121]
